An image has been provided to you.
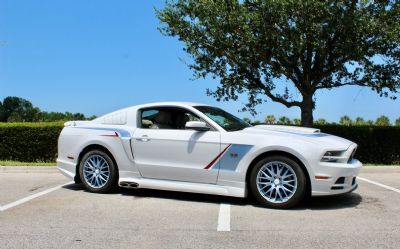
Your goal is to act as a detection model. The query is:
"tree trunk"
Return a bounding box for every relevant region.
[300,96,314,127]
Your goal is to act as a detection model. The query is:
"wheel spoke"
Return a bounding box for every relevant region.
[283,182,295,188]
[282,174,294,180]
[265,186,274,196]
[276,164,282,176]
[265,166,274,177]
[282,185,294,193]
[98,174,107,183]
[277,188,283,201]
[261,171,273,179]
[281,167,288,177]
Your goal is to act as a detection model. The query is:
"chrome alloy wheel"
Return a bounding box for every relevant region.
[256,161,298,203]
[83,155,110,189]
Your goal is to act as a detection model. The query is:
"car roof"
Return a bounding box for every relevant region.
[93,102,212,122]
[133,102,210,108]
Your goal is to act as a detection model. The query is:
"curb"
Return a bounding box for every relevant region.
[0,166,58,173]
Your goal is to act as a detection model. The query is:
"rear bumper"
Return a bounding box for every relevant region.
[57,158,76,179]
[311,159,362,196]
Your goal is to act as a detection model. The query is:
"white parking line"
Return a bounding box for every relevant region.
[0,181,73,212]
[358,177,400,194]
[217,203,231,231]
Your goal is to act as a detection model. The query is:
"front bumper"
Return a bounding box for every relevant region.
[311,159,362,196]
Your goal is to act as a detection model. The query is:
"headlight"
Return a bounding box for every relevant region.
[321,150,347,163]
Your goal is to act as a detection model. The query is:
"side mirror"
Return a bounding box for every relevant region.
[185,121,210,131]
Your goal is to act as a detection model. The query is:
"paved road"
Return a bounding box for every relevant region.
[0,166,399,249]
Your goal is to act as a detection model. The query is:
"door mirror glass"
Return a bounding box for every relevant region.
[185,121,210,131]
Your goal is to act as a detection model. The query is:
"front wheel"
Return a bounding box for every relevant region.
[249,156,306,209]
[79,150,118,193]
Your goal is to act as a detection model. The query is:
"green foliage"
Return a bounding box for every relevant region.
[264,115,276,124]
[292,118,301,125]
[396,118,400,126]
[157,0,400,126]
[0,96,36,122]
[277,116,292,125]
[242,117,252,124]
[316,125,400,165]
[339,115,353,126]
[354,117,367,126]
[314,118,327,125]
[0,96,94,122]
[375,115,391,126]
[0,122,63,162]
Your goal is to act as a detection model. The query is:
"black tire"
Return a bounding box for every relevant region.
[249,155,306,209]
[79,150,118,193]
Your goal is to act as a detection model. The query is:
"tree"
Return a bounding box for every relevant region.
[264,115,276,124]
[354,117,366,126]
[0,96,35,122]
[0,101,4,121]
[366,120,374,126]
[278,116,292,125]
[375,115,390,126]
[339,115,353,126]
[243,117,252,124]
[396,117,400,126]
[314,118,327,125]
[292,118,301,125]
[157,1,400,127]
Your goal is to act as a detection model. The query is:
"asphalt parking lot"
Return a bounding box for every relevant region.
[0,166,399,249]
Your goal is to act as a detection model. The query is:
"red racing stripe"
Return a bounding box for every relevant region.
[100,132,119,137]
[204,144,232,170]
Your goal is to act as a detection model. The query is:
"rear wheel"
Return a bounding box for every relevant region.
[79,150,118,193]
[249,155,306,209]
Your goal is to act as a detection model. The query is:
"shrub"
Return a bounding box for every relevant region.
[0,122,63,162]
[314,125,400,165]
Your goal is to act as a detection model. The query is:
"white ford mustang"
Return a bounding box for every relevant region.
[57,102,362,208]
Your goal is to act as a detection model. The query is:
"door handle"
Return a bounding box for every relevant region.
[137,135,150,142]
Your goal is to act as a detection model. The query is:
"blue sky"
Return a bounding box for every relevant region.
[1,0,399,123]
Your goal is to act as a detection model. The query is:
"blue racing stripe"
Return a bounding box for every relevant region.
[76,127,131,138]
[218,144,254,171]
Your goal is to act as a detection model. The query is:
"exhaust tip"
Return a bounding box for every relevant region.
[119,181,139,189]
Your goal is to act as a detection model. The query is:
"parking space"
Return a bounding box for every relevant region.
[0,168,67,205]
[0,166,399,249]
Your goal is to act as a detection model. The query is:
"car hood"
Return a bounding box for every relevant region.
[240,125,354,149]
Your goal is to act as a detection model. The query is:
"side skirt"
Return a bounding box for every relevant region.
[118,177,246,198]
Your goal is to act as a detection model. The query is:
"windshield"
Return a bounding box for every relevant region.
[194,106,252,131]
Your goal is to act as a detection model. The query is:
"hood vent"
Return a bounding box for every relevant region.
[251,125,320,134]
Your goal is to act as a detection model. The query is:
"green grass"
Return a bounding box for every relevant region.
[0,121,64,128]
[0,161,56,166]
[364,163,400,166]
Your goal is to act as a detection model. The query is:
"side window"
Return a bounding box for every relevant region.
[140,107,204,130]
[141,109,159,128]
[174,111,201,129]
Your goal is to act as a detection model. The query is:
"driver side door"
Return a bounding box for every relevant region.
[131,107,222,184]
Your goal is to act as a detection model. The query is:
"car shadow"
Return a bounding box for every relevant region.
[63,183,362,210]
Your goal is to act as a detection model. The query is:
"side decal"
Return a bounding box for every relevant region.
[76,127,131,138]
[219,144,254,171]
[205,144,254,171]
[204,144,232,170]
